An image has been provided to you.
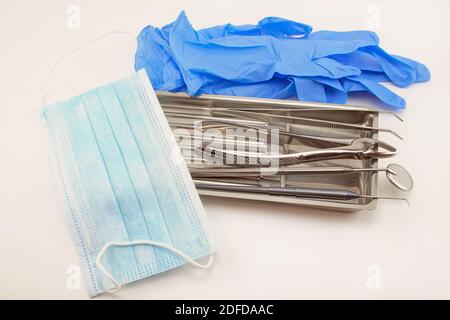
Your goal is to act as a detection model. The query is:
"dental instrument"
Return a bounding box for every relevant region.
[189,163,413,191]
[194,182,409,204]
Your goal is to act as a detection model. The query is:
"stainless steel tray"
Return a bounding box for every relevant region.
[156,91,384,211]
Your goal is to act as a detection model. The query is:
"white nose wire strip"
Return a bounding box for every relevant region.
[96,241,215,293]
[40,30,136,106]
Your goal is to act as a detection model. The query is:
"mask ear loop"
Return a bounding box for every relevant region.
[40,30,136,106]
[96,241,214,293]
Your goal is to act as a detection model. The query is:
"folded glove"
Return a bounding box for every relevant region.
[135,11,430,109]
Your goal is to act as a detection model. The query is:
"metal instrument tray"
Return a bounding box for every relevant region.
[157,91,382,211]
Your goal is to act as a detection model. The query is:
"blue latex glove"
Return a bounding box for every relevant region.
[135,11,430,109]
[198,16,313,38]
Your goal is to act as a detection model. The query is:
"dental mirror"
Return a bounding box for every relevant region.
[386,163,414,191]
[189,163,414,191]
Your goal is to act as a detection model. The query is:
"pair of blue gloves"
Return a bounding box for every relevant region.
[135,11,430,109]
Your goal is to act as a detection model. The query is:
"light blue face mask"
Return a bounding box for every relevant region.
[42,69,214,296]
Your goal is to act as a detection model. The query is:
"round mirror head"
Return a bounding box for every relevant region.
[386,164,414,191]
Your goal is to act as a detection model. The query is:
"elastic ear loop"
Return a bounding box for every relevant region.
[96,241,214,293]
[41,32,215,293]
[40,30,136,106]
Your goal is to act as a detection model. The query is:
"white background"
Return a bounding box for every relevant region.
[1,0,449,299]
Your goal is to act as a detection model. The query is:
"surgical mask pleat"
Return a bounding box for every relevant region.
[114,76,208,258]
[80,91,161,280]
[96,84,175,263]
[60,96,139,287]
[115,80,199,252]
[112,80,194,263]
